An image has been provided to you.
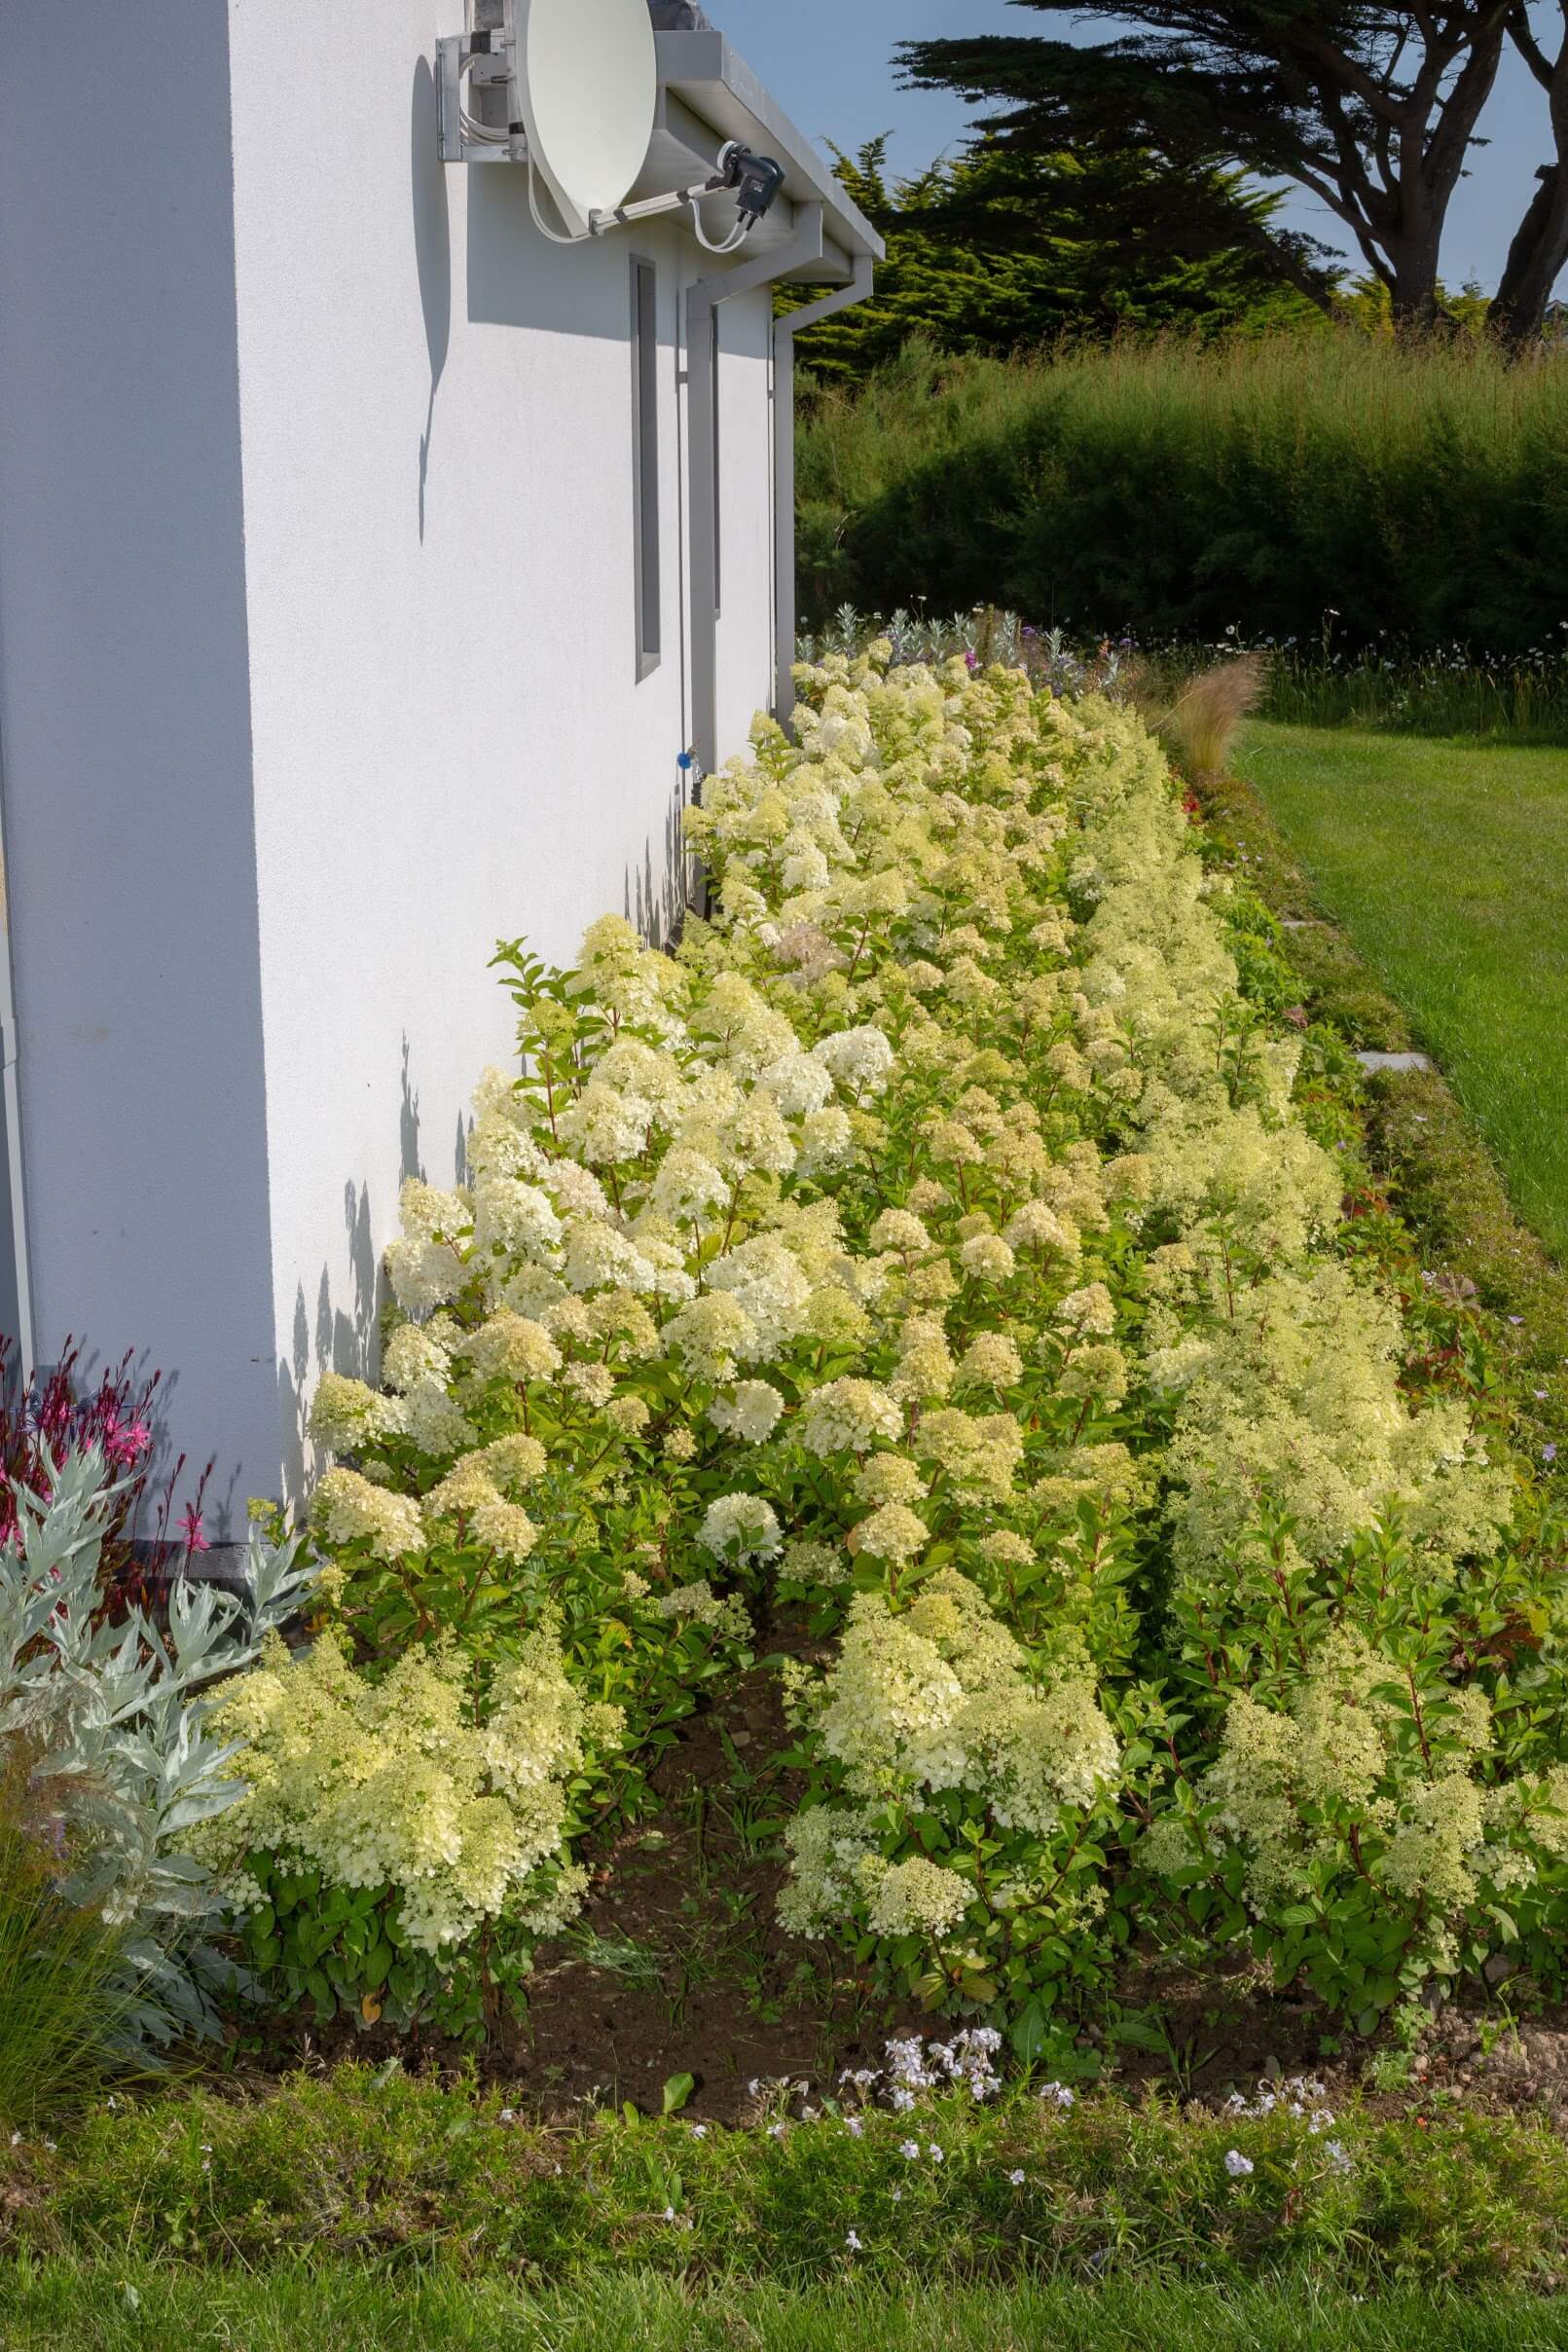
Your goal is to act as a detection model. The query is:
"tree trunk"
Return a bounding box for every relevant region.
[1389,227,1445,330]
[1492,13,1568,347]
[1489,168,1566,344]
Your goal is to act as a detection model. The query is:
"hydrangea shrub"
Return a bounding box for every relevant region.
[276,643,1567,2035]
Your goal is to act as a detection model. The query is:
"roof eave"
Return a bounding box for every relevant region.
[646,28,884,281]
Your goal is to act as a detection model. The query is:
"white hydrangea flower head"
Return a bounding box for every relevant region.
[471,1178,564,1263]
[698,1493,783,1564]
[1055,1282,1116,1338]
[960,1233,1016,1285]
[796,1378,902,1458]
[309,1374,405,1455]
[852,1503,930,1564]
[812,1025,895,1099]
[312,1468,423,1562]
[704,1232,814,1359]
[461,1312,563,1385]
[382,1317,459,1395]
[709,1381,786,1444]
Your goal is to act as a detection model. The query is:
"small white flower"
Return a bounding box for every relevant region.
[1224,2150,1255,2179]
[1007,2168,1026,2186]
[690,2123,709,2140]
[845,2116,863,2138]
[899,2139,920,2160]
[663,2204,677,2223]
[845,2228,862,2252]
[891,2185,903,2203]
[1039,2082,1076,2110]
[927,2144,944,2164]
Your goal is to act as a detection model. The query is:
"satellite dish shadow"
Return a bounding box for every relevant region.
[412,56,452,541]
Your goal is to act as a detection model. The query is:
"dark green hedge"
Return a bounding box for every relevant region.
[797,336,1568,653]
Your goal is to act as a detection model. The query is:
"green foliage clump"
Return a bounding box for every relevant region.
[795,333,1568,655]
[17,2062,1568,2297]
[0,1450,312,2055]
[0,1791,126,2131]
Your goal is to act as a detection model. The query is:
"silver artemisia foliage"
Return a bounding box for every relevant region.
[0,1448,314,2052]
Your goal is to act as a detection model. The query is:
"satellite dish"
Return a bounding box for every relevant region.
[516,0,658,239]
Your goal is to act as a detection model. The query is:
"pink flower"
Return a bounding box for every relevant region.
[102,1415,153,1468]
[178,1504,210,1555]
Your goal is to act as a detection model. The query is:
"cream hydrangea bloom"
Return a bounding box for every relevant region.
[460,1312,563,1385]
[698,1493,783,1563]
[312,1467,423,1562]
[851,1503,930,1563]
[198,1628,619,1953]
[708,1381,786,1443]
[310,1374,405,1454]
[796,1378,902,1457]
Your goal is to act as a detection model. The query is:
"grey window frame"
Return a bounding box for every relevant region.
[630,255,661,681]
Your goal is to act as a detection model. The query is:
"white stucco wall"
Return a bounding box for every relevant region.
[0,5,282,1521]
[0,1,781,1527]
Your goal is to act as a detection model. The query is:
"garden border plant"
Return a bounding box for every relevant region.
[12,642,1568,2332]
[10,2052,1568,2297]
[1192,752,1568,1461]
[172,641,1568,2066]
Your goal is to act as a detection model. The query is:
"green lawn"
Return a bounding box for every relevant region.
[1237,723,1568,1261]
[6,2267,1568,2352]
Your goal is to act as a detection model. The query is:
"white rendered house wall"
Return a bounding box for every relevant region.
[0,1,779,1531]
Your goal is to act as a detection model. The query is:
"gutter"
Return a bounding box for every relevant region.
[686,202,822,781]
[686,211,876,779]
[772,257,875,722]
[654,28,882,274]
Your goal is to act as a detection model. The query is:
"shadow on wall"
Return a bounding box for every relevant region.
[625,771,694,947]
[277,1176,381,1512]
[464,151,631,337]
[412,56,452,542]
[275,1031,476,1512]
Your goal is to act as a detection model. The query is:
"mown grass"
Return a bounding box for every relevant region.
[1236,722,1568,1263]
[7,2262,1568,2352]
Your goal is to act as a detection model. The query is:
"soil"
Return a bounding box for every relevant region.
[247,1633,925,2126]
[1104,1951,1568,2131]
[240,1626,1568,2134]
[491,1664,927,2124]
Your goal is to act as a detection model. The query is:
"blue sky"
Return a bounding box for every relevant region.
[716,1,1558,295]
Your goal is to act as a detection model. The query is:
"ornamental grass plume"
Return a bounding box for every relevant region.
[0,1754,129,2128]
[1156,651,1267,779]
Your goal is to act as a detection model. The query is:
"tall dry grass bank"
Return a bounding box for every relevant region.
[797,334,1568,656]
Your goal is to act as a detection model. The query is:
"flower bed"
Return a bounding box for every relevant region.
[166,641,1563,2068]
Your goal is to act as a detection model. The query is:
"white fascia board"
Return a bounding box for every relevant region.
[650,29,885,280]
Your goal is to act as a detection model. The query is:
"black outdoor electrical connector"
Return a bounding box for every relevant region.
[712,141,787,229]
